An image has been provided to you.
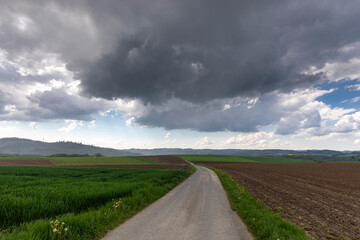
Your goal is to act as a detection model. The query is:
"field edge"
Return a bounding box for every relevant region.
[207,166,314,240]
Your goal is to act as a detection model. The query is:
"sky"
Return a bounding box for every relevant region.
[1,0,360,150]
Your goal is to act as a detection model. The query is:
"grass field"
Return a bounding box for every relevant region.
[0,166,190,240]
[179,155,315,163]
[0,156,161,165]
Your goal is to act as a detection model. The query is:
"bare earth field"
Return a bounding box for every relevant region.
[142,155,188,164]
[63,164,190,170]
[0,160,53,166]
[195,162,360,240]
[72,156,191,170]
[141,155,191,170]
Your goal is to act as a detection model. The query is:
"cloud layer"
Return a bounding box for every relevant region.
[77,0,357,104]
[1,0,360,136]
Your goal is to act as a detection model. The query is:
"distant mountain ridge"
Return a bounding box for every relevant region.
[0,138,138,156]
[126,148,344,156]
[0,137,351,157]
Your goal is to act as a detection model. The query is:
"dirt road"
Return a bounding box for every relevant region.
[102,166,253,240]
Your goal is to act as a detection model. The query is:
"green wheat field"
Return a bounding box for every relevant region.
[0,167,190,240]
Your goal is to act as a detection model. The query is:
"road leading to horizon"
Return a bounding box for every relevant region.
[102,166,253,240]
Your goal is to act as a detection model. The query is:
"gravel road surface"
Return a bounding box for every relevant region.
[102,166,253,240]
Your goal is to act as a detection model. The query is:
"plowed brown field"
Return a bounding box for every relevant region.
[141,155,191,170]
[143,155,187,164]
[63,164,190,170]
[0,160,53,166]
[195,162,360,240]
[0,156,190,170]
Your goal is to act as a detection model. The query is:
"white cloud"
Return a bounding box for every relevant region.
[309,58,360,82]
[334,112,360,133]
[226,132,273,145]
[345,84,360,91]
[275,87,357,135]
[88,120,96,128]
[0,58,117,122]
[58,120,83,132]
[0,55,106,122]
[305,133,339,142]
[292,111,360,141]
[223,104,231,111]
[164,132,171,138]
[4,105,17,113]
[196,136,214,146]
[29,122,37,129]
[342,96,360,103]
[49,79,65,89]
[125,117,135,126]
[14,14,33,32]
[278,88,334,109]
[225,131,292,149]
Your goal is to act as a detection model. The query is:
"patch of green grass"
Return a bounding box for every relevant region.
[179,155,314,163]
[0,166,190,240]
[0,156,161,165]
[209,167,313,240]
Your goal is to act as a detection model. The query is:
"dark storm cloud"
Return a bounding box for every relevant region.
[75,0,360,104]
[134,96,284,132]
[0,0,98,63]
[27,89,106,121]
[2,0,360,132]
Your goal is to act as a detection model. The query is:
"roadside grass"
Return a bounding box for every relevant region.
[0,156,161,165]
[209,167,313,240]
[0,166,190,240]
[180,155,314,163]
[188,163,197,173]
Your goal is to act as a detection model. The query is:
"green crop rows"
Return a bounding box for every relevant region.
[0,167,190,240]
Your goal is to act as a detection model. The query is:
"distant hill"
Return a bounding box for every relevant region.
[0,138,138,156]
[126,148,344,156]
[127,148,360,162]
[0,138,351,157]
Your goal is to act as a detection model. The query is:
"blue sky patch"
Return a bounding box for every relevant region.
[316,80,360,110]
